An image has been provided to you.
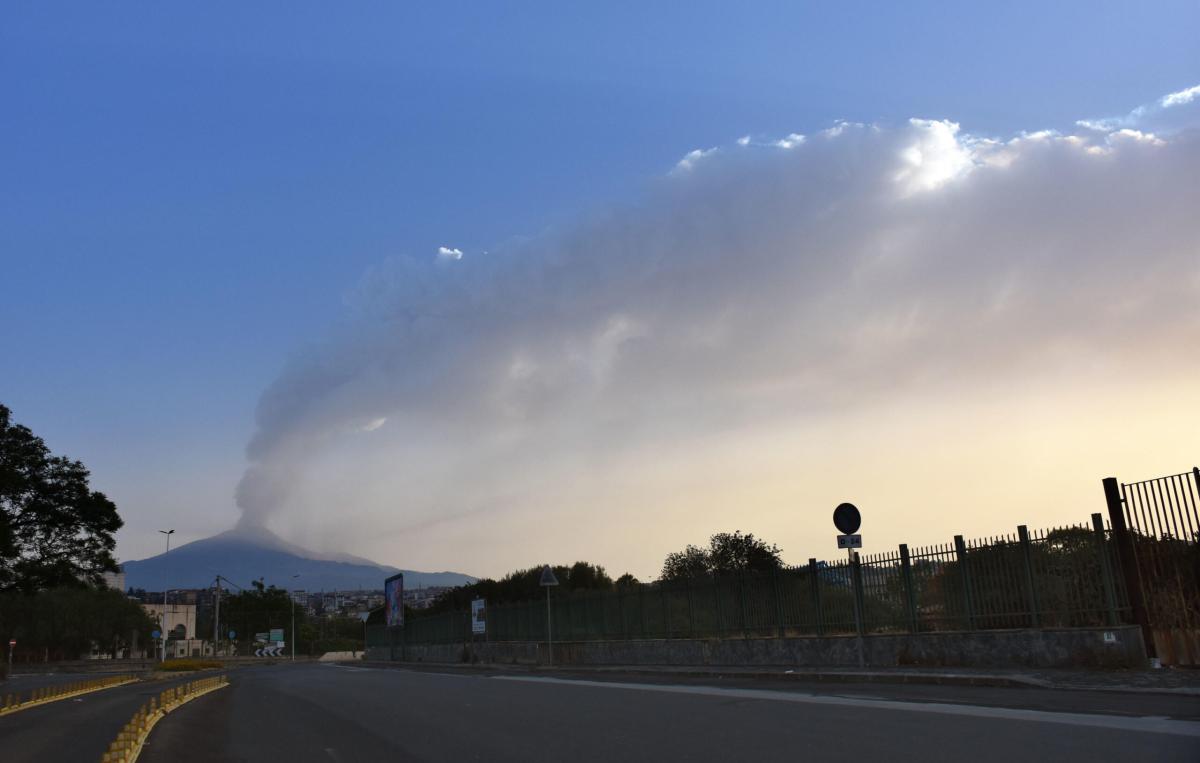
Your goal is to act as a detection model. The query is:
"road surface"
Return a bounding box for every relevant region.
[133,663,1199,762]
[0,673,202,762]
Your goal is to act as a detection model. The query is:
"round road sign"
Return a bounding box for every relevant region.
[833,503,861,535]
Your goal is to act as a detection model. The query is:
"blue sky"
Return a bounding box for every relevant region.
[2,3,1197,572]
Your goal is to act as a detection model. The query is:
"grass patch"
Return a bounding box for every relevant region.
[154,659,223,672]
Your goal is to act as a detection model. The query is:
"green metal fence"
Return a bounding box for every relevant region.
[373,513,1131,647]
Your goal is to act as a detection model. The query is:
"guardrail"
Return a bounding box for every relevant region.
[101,674,229,763]
[0,674,139,716]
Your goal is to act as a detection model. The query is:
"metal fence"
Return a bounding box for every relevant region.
[374,513,1131,648]
[1108,467,1200,665]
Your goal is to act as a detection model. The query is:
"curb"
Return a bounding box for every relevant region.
[101,674,229,763]
[348,660,1200,696]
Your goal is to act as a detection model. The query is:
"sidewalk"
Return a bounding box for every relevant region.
[353,659,1200,696]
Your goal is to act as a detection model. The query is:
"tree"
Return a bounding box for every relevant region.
[660,531,784,581]
[660,545,711,581]
[412,561,616,617]
[1,404,122,592]
[615,573,639,589]
[219,583,305,654]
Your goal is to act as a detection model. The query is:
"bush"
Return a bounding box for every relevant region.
[154,659,222,672]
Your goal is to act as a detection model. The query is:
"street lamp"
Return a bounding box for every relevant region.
[291,574,300,662]
[158,529,174,662]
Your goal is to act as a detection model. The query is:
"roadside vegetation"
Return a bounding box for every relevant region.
[155,658,223,672]
[0,403,154,676]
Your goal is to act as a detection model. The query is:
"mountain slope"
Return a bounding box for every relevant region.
[120,527,475,591]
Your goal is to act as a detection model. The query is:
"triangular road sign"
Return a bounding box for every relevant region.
[539,565,559,586]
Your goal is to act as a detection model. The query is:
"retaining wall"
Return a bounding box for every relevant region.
[367,625,1147,669]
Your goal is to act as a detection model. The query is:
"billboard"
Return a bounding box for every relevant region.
[471,598,486,635]
[385,572,404,627]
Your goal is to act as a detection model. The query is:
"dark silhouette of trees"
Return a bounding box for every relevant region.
[1,403,122,592]
[1,403,143,673]
[414,561,615,617]
[661,531,783,581]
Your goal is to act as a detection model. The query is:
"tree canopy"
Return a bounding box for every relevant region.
[414,561,621,617]
[1,403,122,593]
[661,531,784,581]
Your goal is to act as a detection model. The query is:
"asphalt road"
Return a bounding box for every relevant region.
[0,673,200,763]
[136,663,1200,762]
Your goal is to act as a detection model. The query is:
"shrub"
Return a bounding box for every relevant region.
[154,659,222,672]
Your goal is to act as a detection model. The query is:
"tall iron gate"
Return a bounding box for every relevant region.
[1104,467,1200,666]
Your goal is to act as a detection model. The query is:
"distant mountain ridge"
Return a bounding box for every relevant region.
[120,526,476,592]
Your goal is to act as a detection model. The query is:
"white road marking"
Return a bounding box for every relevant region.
[491,675,1200,738]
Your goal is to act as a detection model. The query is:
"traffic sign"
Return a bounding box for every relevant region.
[269,628,284,642]
[151,630,161,640]
[833,503,861,534]
[8,639,15,647]
[539,565,559,586]
[837,534,863,549]
[228,630,236,639]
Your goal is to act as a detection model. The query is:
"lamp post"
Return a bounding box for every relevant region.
[291,574,300,662]
[158,529,174,662]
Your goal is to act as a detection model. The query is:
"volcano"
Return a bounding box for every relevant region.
[119,525,475,592]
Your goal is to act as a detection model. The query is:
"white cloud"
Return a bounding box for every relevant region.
[1078,82,1200,134]
[360,417,387,432]
[774,133,806,149]
[673,147,718,173]
[437,246,464,261]
[736,135,751,146]
[1161,84,1200,108]
[892,119,975,194]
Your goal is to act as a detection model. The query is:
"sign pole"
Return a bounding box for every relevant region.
[539,565,559,668]
[833,503,866,668]
[850,547,865,668]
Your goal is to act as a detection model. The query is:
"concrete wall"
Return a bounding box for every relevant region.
[368,626,1147,669]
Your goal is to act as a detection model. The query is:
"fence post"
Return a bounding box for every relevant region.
[616,589,626,640]
[771,567,785,639]
[808,558,823,636]
[1017,525,1040,628]
[638,583,647,640]
[850,552,866,637]
[738,571,749,639]
[713,574,724,637]
[899,544,918,633]
[953,535,975,630]
[1091,513,1120,627]
[685,576,696,638]
[660,582,669,639]
[1103,477,1154,659]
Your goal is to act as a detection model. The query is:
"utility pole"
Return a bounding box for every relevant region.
[213,576,221,658]
[291,574,301,661]
[158,529,174,662]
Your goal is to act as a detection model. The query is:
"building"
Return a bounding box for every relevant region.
[102,566,126,592]
[141,602,210,658]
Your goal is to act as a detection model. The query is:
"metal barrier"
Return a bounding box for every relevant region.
[379,514,1131,648]
[100,674,229,763]
[1107,467,1200,665]
[0,673,139,716]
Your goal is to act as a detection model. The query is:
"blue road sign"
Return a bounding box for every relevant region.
[151,630,161,639]
[228,630,236,639]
